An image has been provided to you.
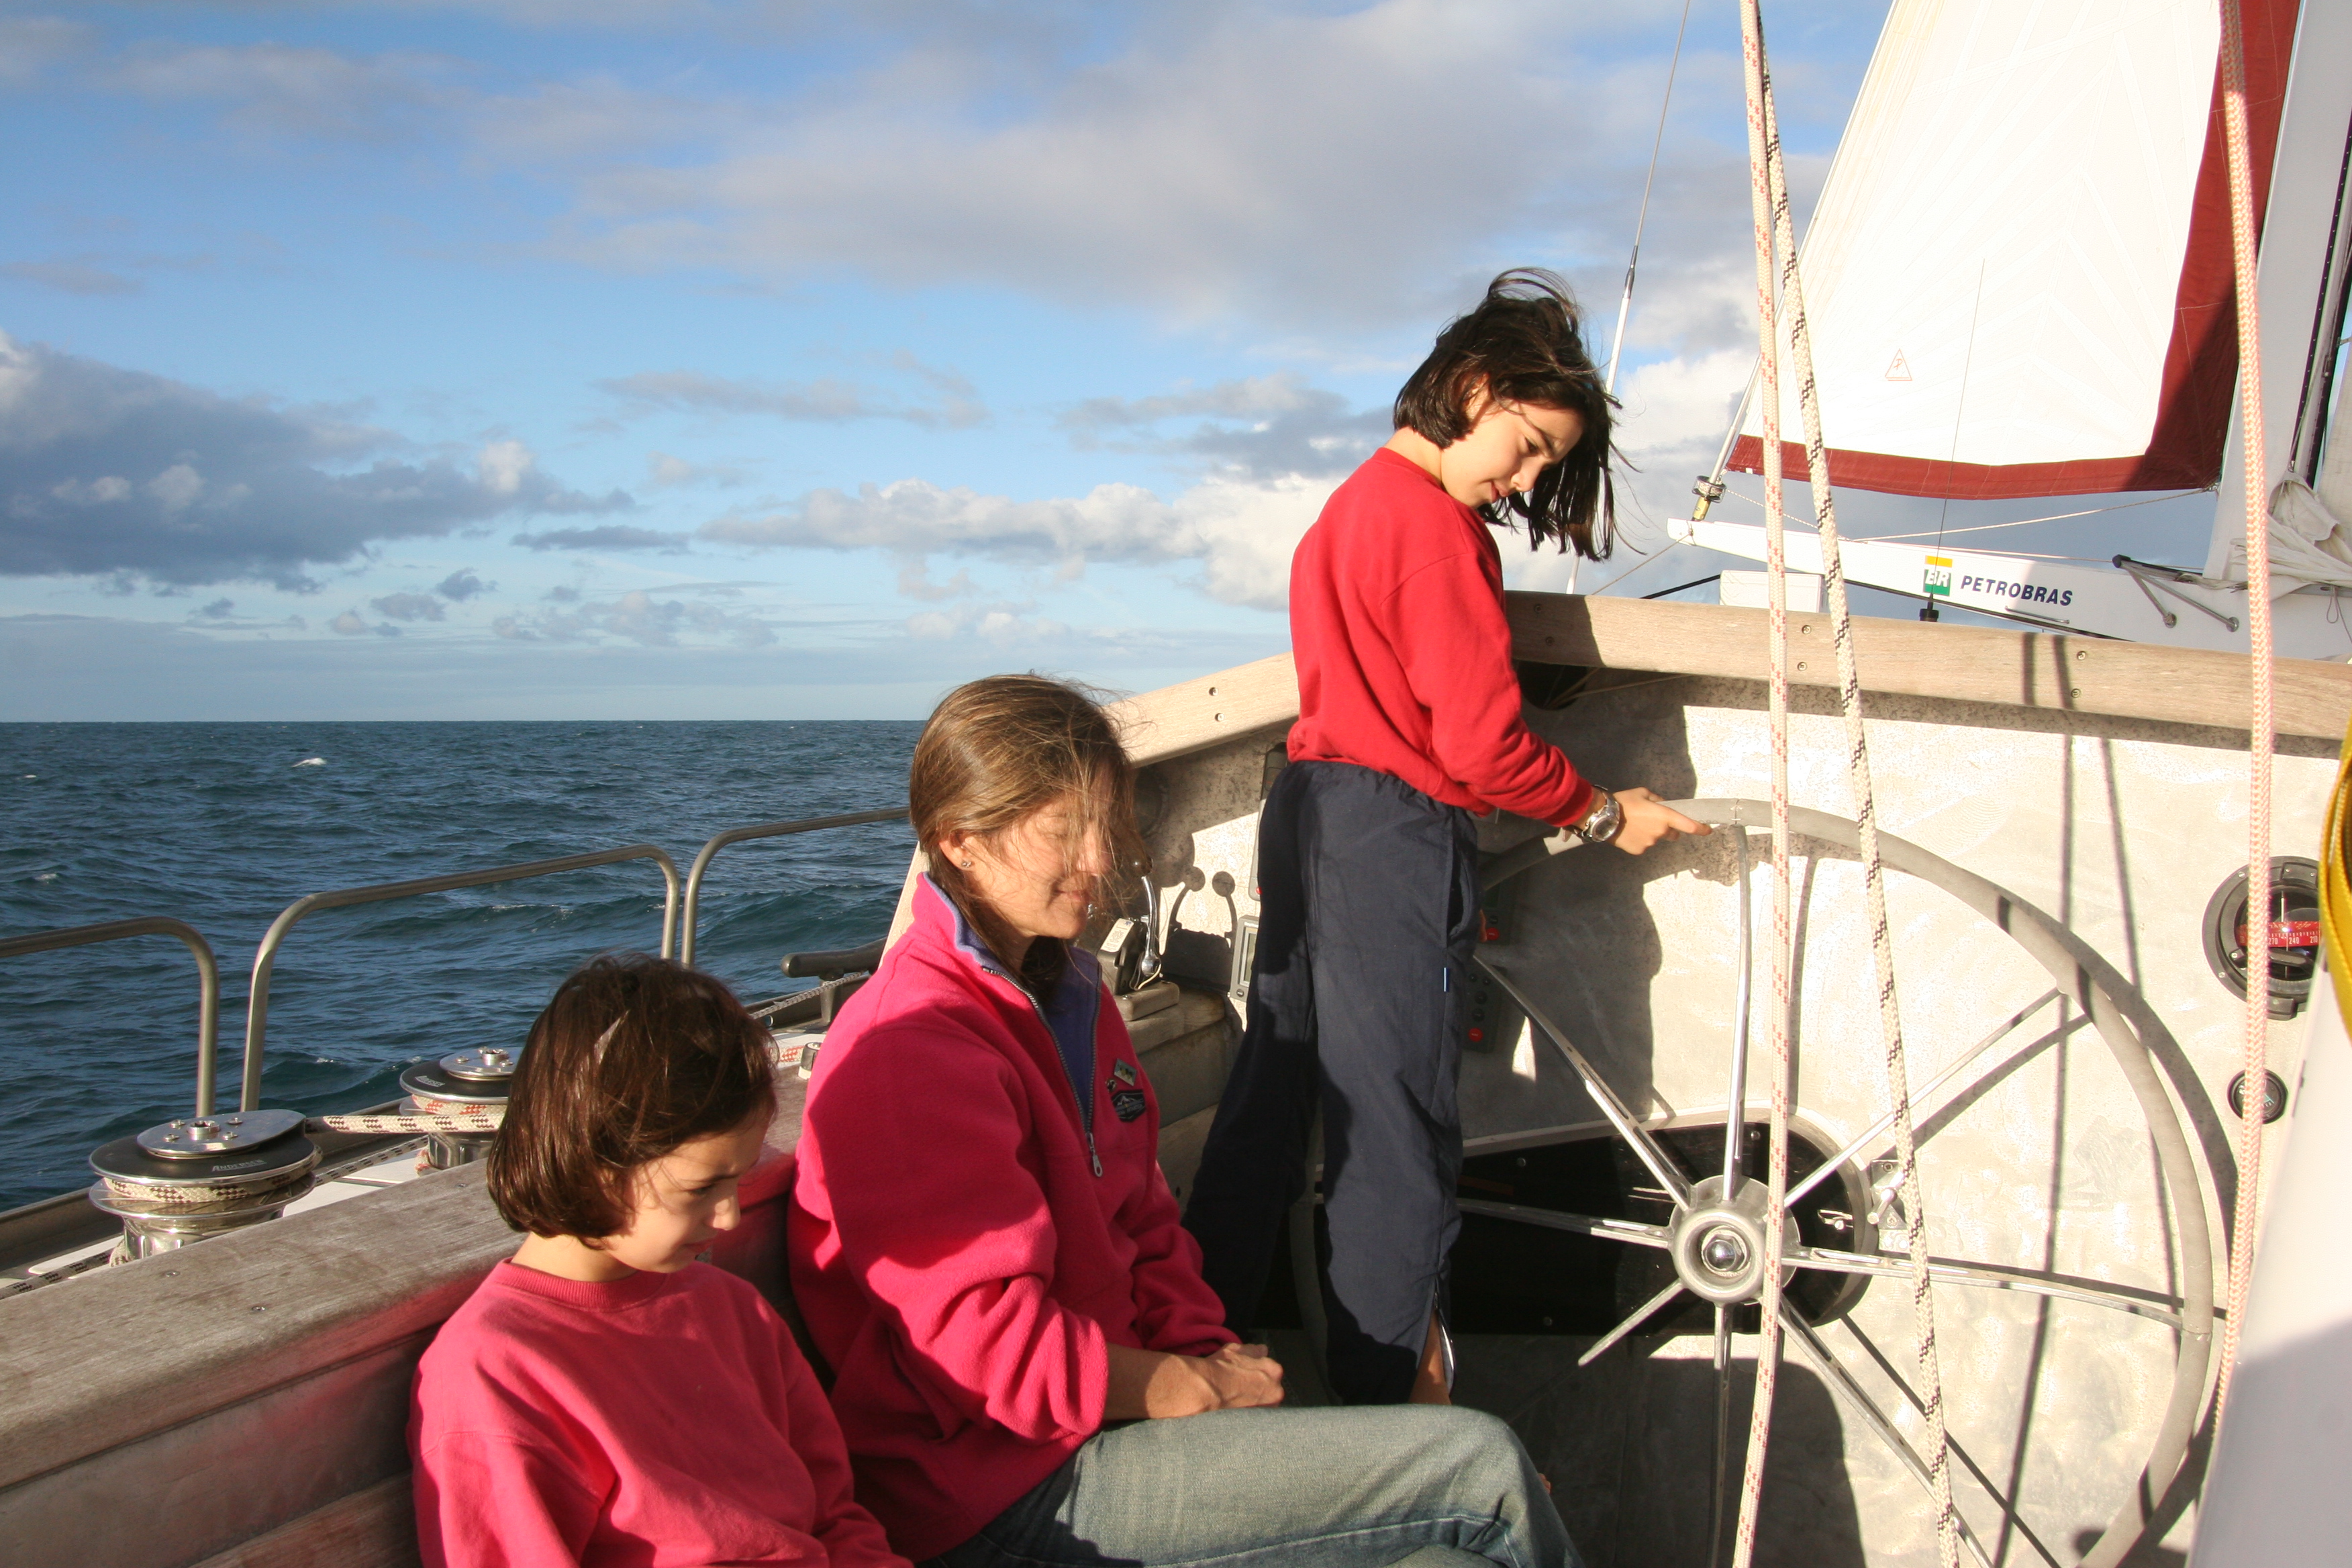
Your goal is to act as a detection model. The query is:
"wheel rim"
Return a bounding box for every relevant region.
[1469,799,2216,1568]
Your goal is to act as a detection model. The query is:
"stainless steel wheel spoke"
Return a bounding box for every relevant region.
[1577,1278,1686,1367]
[1784,1244,2184,1328]
[1457,1197,1672,1250]
[1722,826,1754,1199]
[1709,1304,1733,1568]
[1475,956,1694,1207]
[1785,989,2066,1208]
[1781,1314,1996,1568]
[1833,1320,2066,1568]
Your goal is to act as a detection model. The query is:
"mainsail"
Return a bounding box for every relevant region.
[1728,0,2298,501]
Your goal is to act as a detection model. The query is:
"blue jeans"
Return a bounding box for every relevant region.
[926,1404,1577,1568]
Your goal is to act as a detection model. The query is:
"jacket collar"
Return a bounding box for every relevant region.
[911,873,1102,1002]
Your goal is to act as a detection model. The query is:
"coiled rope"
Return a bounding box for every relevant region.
[1733,5,1959,1565]
[2212,0,2275,1438]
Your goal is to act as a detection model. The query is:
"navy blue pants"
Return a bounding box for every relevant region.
[1183,761,1480,1404]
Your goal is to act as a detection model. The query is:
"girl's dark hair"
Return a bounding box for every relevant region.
[910,673,1146,991]
[488,954,775,1239]
[1392,268,1620,560]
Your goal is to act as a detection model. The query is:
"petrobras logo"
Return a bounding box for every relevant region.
[1957,571,2074,608]
[1923,556,1953,597]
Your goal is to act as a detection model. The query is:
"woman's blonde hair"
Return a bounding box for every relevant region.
[910,674,1146,981]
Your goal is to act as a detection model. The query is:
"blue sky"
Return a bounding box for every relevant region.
[0,1,2222,720]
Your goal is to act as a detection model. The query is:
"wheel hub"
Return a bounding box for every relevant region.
[1670,1174,1798,1306]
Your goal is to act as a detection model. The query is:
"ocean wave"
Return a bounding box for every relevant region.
[0,716,921,1210]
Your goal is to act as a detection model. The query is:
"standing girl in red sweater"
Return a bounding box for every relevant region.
[1183,270,1707,1406]
[411,955,908,1568]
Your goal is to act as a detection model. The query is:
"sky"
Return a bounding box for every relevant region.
[0,0,2232,721]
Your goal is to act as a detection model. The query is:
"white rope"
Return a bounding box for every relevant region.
[1729,4,1795,1562]
[2212,0,2274,1439]
[1758,47,1961,1565]
[310,1108,504,1135]
[1733,7,1960,1564]
[95,1165,315,1211]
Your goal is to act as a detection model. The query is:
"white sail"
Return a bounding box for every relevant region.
[1733,0,2253,499]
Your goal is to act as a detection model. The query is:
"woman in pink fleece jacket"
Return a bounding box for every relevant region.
[789,676,1577,1568]
[411,955,908,1568]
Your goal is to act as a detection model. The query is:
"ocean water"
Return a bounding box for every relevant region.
[0,722,920,1212]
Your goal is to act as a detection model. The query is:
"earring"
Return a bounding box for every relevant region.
[961,859,974,869]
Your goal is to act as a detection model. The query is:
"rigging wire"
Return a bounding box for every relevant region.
[1867,489,2207,540]
[1585,540,1685,597]
[1711,480,2208,552]
[1604,0,1698,395]
[1933,262,1989,553]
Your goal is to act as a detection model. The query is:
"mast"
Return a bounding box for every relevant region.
[2205,0,2352,579]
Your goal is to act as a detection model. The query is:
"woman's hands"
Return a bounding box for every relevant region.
[1609,786,1710,854]
[1104,1340,1285,1419]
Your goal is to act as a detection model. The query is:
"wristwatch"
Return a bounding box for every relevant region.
[1571,788,1624,845]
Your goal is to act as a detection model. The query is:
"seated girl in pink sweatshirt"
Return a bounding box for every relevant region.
[410,954,910,1568]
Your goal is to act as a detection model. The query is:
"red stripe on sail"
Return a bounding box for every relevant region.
[1730,0,2302,501]
[1726,441,2174,501]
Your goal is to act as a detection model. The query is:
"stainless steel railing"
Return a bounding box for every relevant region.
[238,844,681,1111]
[0,917,223,1115]
[678,807,910,968]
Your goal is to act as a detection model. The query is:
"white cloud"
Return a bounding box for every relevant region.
[147,462,204,512]
[371,591,445,622]
[0,332,632,587]
[52,475,133,504]
[905,599,1069,646]
[477,438,535,495]
[599,358,986,430]
[0,16,89,87]
[42,5,1820,342]
[701,469,1333,611]
[491,587,776,648]
[473,1,1738,330]
[511,523,689,552]
[646,450,746,488]
[328,609,399,637]
[105,40,460,141]
[1059,373,1388,480]
[1,258,140,296]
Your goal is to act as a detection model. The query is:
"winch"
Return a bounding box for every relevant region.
[88,1108,320,1259]
[397,1046,517,1169]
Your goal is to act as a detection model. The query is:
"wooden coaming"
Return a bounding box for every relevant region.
[1101,597,2352,771]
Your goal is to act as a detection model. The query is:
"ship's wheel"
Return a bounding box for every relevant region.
[1460,800,2217,1568]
